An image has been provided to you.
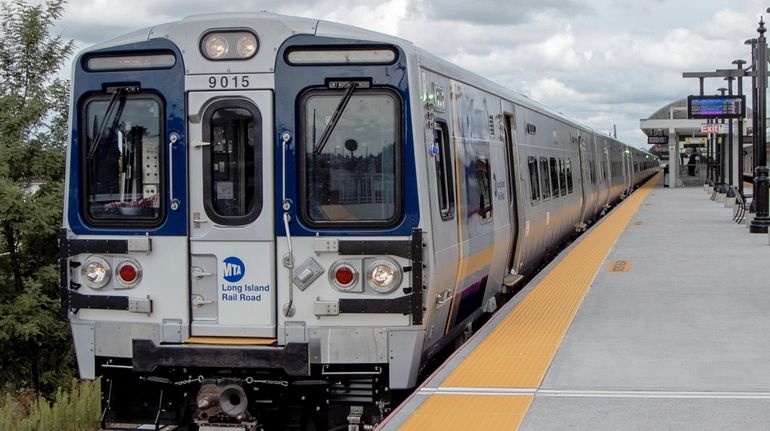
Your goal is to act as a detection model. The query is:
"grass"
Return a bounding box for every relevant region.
[0,379,100,431]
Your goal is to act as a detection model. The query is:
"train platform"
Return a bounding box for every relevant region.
[378,174,770,430]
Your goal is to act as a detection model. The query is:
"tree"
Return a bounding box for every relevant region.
[0,0,74,395]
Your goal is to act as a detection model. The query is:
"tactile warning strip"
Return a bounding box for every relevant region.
[398,394,532,430]
[396,174,658,430]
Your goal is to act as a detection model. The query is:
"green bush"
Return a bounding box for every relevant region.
[0,379,100,431]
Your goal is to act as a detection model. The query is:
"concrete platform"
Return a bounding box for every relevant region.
[379,179,770,430]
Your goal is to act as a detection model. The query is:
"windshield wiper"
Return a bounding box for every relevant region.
[313,81,370,155]
[87,86,138,160]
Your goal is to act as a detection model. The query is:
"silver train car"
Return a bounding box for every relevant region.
[59,12,657,430]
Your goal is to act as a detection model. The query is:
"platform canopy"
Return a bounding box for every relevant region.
[639,98,752,138]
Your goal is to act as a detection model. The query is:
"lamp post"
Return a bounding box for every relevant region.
[745,38,758,211]
[717,87,728,191]
[725,76,736,196]
[750,16,770,233]
[733,59,747,195]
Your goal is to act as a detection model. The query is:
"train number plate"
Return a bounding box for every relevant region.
[206,75,251,89]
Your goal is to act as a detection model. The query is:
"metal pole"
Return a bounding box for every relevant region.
[746,38,759,211]
[717,87,728,191]
[726,76,735,195]
[750,16,770,233]
[734,60,746,195]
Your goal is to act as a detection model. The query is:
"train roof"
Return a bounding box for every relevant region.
[80,11,651,155]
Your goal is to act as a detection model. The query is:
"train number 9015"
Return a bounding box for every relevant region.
[207,75,250,89]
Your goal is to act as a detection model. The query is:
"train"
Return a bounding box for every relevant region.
[59,12,658,431]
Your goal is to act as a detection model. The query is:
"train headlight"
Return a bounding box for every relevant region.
[200,31,259,60]
[202,34,229,59]
[366,258,402,293]
[236,34,258,58]
[82,256,111,289]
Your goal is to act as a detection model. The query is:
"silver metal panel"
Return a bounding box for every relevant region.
[94,322,160,358]
[388,330,424,389]
[284,321,307,344]
[71,321,96,379]
[127,237,152,252]
[162,319,183,343]
[308,327,387,364]
[293,257,324,291]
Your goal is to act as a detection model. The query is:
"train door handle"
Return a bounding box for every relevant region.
[191,294,214,307]
[436,290,452,305]
[192,212,208,228]
[192,267,214,279]
[168,132,180,211]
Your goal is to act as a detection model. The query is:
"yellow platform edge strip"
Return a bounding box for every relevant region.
[396,174,658,431]
[399,394,533,431]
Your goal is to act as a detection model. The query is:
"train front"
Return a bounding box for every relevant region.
[60,13,424,430]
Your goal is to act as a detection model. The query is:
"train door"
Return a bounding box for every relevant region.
[576,133,595,226]
[502,108,521,277]
[187,91,276,338]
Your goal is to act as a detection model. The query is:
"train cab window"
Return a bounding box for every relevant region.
[433,122,455,220]
[539,157,551,200]
[301,89,400,225]
[549,157,559,199]
[528,156,540,203]
[558,158,567,196]
[202,101,262,224]
[565,159,574,193]
[83,94,163,224]
[474,157,493,220]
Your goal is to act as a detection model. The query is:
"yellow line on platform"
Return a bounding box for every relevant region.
[399,394,533,430]
[397,173,659,430]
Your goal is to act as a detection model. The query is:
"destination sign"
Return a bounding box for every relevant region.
[688,95,745,119]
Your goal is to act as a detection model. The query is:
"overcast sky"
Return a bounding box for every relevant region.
[55,0,769,148]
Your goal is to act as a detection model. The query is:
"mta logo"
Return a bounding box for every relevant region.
[223,256,245,283]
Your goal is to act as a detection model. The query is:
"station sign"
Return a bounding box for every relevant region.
[647,136,668,145]
[687,95,745,119]
[700,123,728,134]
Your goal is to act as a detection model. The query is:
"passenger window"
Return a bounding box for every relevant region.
[589,160,596,185]
[433,122,455,220]
[203,102,262,224]
[528,156,540,203]
[474,158,493,219]
[558,158,567,196]
[549,157,559,199]
[565,159,573,193]
[539,157,551,200]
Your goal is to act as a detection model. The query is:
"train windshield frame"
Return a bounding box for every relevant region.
[81,92,165,225]
[299,87,402,227]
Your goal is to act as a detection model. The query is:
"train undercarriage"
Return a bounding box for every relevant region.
[100,358,394,431]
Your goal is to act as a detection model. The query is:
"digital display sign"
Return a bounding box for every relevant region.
[687,95,745,119]
[647,136,668,145]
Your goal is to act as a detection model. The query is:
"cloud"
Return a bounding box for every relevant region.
[408,0,590,26]
[55,0,769,149]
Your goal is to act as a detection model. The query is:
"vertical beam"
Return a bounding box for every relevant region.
[670,128,679,187]
[750,17,770,233]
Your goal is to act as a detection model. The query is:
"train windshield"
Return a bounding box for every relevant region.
[301,90,400,225]
[83,94,163,223]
